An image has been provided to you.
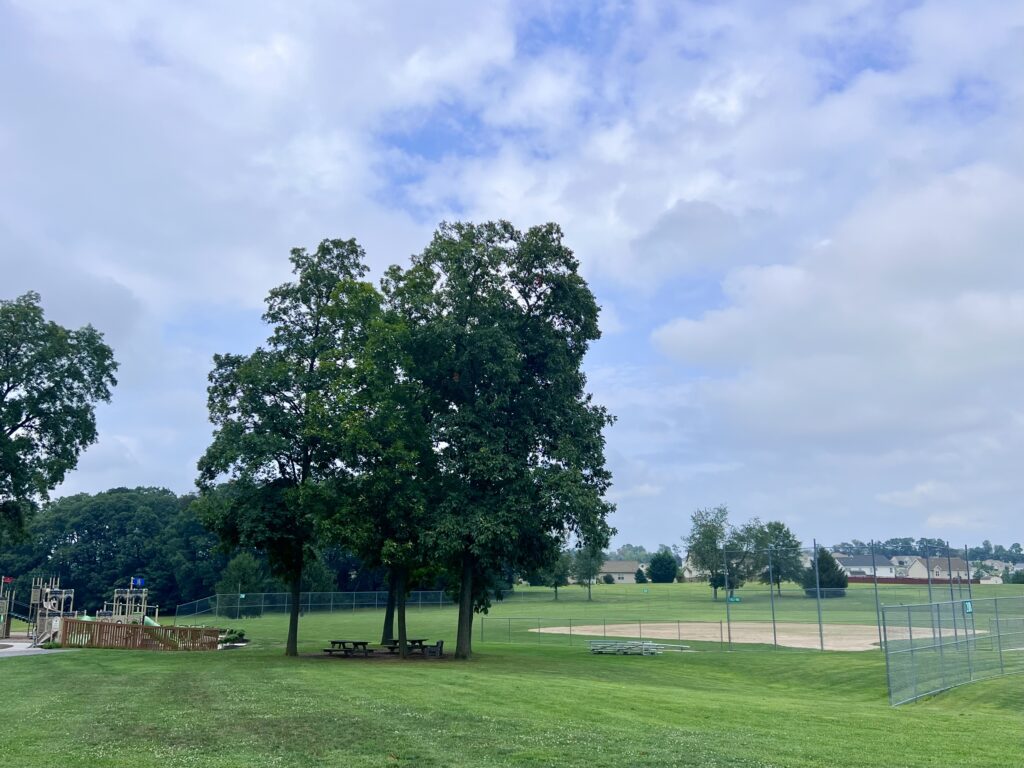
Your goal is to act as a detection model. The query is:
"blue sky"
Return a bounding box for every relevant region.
[3,1,1024,550]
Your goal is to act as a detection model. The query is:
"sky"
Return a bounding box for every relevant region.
[3,1,1023,551]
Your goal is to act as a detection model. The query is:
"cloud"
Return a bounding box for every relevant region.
[2,0,1024,548]
[877,481,958,509]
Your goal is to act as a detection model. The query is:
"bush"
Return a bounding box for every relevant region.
[602,574,615,584]
[635,568,648,584]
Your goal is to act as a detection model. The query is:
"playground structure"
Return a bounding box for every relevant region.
[98,581,160,626]
[0,576,14,639]
[28,575,76,646]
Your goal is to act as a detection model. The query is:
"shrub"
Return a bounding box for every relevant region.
[635,568,648,584]
[602,574,615,584]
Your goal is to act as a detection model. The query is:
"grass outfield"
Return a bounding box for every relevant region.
[2,606,1022,767]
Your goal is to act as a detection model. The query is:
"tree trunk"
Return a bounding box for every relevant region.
[712,585,719,601]
[286,566,302,657]
[381,570,396,643]
[554,585,558,600]
[455,552,474,660]
[586,579,592,601]
[396,566,409,659]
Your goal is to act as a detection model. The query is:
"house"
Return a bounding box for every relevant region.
[896,555,971,581]
[838,554,896,578]
[930,557,971,581]
[981,575,1004,585]
[598,560,642,584]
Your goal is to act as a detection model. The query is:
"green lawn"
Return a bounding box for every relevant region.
[2,599,1022,767]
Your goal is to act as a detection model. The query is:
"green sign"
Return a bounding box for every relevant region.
[642,588,649,593]
[727,596,741,603]
[239,594,246,599]
[963,600,973,615]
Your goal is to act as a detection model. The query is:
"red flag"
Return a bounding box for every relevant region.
[1,576,12,584]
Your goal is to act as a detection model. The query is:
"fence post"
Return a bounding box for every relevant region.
[767,547,777,649]
[907,605,917,700]
[870,540,883,652]
[881,608,894,705]
[723,549,733,650]
[993,596,1005,675]
[260,593,265,618]
[639,618,643,643]
[677,620,681,642]
[569,618,572,646]
[813,539,825,652]
[537,617,541,645]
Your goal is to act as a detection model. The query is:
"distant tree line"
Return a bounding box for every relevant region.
[831,538,1023,563]
[0,486,423,613]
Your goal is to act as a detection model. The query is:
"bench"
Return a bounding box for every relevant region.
[587,640,689,656]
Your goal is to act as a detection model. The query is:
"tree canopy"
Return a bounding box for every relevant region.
[382,221,615,657]
[0,292,117,545]
[197,239,370,656]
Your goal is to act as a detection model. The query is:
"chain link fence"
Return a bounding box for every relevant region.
[882,594,1024,705]
[173,590,452,622]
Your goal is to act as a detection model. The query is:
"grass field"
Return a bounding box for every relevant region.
[2,585,1023,767]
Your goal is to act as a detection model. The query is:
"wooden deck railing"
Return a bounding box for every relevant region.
[60,618,220,651]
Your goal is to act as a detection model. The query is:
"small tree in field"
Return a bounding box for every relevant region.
[572,545,605,600]
[634,568,648,584]
[803,548,848,598]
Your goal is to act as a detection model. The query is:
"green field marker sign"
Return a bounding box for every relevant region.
[727,596,741,603]
[963,600,973,615]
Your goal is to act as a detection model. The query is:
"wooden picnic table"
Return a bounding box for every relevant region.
[325,640,373,657]
[380,638,428,654]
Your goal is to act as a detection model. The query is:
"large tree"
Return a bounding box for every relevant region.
[197,239,369,656]
[319,276,439,657]
[685,506,729,600]
[752,521,804,595]
[0,292,117,545]
[0,486,184,611]
[385,221,615,658]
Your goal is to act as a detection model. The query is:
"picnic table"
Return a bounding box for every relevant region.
[380,638,428,655]
[324,640,373,657]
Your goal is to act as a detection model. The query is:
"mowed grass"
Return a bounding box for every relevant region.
[3,592,1023,768]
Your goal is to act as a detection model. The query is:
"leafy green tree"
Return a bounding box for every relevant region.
[648,548,679,583]
[802,548,848,596]
[685,506,729,599]
[533,550,573,599]
[753,521,804,594]
[572,545,606,601]
[318,276,438,657]
[0,292,118,545]
[634,567,648,584]
[197,239,369,656]
[0,487,184,611]
[216,552,270,596]
[384,221,614,658]
[610,544,651,562]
